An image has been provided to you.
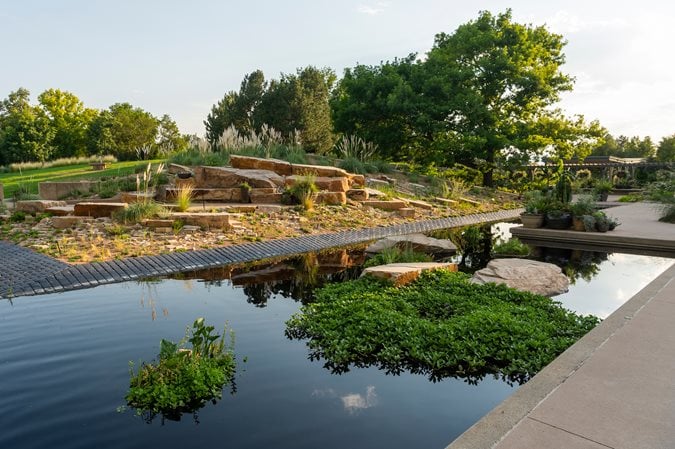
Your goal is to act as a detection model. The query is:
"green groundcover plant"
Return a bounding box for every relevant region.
[286,270,599,384]
[125,318,236,419]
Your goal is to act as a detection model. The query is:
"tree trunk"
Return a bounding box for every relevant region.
[482,149,495,187]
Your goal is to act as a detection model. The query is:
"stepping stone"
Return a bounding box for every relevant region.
[346,189,369,201]
[45,205,75,216]
[434,197,458,205]
[51,216,84,229]
[170,212,234,230]
[362,262,458,286]
[406,199,433,210]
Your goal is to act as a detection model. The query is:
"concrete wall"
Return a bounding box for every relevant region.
[39,181,97,200]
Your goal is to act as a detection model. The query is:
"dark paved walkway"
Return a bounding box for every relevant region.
[0,208,522,298]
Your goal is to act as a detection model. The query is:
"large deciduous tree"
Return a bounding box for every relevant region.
[0,88,55,164]
[37,88,98,158]
[657,135,675,162]
[87,103,158,160]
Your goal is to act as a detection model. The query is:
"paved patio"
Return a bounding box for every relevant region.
[448,201,675,449]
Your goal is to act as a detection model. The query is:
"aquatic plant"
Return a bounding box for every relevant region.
[286,270,599,384]
[364,245,433,267]
[125,318,236,418]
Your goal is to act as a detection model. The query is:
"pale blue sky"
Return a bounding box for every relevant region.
[2,1,674,142]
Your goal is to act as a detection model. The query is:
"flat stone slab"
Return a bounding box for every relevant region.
[471,258,569,297]
[51,216,84,229]
[398,207,415,218]
[229,155,293,176]
[74,202,128,218]
[346,189,369,201]
[16,200,67,214]
[361,200,407,211]
[366,233,457,255]
[166,187,242,202]
[170,212,234,229]
[194,166,285,189]
[316,191,347,205]
[434,197,458,205]
[120,192,155,203]
[168,163,191,174]
[291,163,350,178]
[45,205,75,216]
[406,199,433,210]
[362,262,458,286]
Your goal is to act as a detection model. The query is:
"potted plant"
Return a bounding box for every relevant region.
[592,211,619,232]
[569,196,596,231]
[520,191,548,228]
[545,201,572,229]
[594,180,613,202]
[581,214,596,232]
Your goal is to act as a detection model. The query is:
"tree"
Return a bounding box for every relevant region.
[37,88,98,158]
[257,66,336,153]
[0,88,55,164]
[331,56,419,161]
[156,114,188,155]
[591,134,656,159]
[87,103,158,160]
[422,10,575,185]
[657,135,675,162]
[204,70,266,146]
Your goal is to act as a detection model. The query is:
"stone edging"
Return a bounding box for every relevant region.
[445,262,675,449]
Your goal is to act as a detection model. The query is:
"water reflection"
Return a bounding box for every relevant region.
[312,386,379,414]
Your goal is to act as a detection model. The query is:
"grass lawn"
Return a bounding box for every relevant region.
[0,160,165,198]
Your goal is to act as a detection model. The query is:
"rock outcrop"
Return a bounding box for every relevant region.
[470,258,569,297]
[365,234,457,255]
[194,166,284,189]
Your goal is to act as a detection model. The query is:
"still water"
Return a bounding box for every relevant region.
[0,241,671,448]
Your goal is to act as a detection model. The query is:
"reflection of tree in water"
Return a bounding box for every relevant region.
[535,247,609,284]
[431,224,494,272]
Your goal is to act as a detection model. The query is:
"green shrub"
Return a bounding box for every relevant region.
[114,202,168,224]
[125,318,236,417]
[286,270,599,383]
[338,157,367,174]
[288,175,318,211]
[364,246,433,267]
[10,210,27,222]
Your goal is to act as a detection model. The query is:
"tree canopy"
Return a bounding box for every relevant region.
[657,135,675,162]
[205,66,336,153]
[331,10,604,185]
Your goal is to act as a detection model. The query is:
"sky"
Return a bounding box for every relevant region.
[1,0,674,142]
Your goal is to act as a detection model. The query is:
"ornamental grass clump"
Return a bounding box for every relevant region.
[125,318,236,418]
[174,184,194,212]
[286,270,599,384]
[289,175,318,211]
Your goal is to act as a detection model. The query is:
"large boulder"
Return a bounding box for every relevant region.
[229,155,293,176]
[362,262,458,286]
[194,166,284,189]
[366,234,457,255]
[470,258,569,297]
[291,163,350,178]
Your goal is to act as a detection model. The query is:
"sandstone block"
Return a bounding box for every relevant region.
[470,258,569,297]
[291,164,350,178]
[45,206,75,216]
[362,262,458,286]
[398,207,416,218]
[74,202,128,218]
[168,163,191,174]
[51,216,84,229]
[316,191,347,205]
[406,199,433,210]
[166,187,242,202]
[143,219,175,228]
[120,192,155,204]
[286,175,350,192]
[175,178,195,188]
[194,166,284,189]
[250,192,284,204]
[170,212,233,230]
[346,189,369,201]
[229,155,293,176]
[16,200,67,214]
[349,174,366,187]
[39,181,96,200]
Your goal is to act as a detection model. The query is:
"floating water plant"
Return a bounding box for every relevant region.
[125,318,236,419]
[286,270,599,384]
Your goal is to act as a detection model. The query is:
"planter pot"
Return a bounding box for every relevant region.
[545,213,572,230]
[598,192,609,202]
[596,221,610,232]
[520,213,544,228]
[572,216,586,231]
[177,171,193,179]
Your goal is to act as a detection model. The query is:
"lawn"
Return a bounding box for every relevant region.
[0,160,164,198]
